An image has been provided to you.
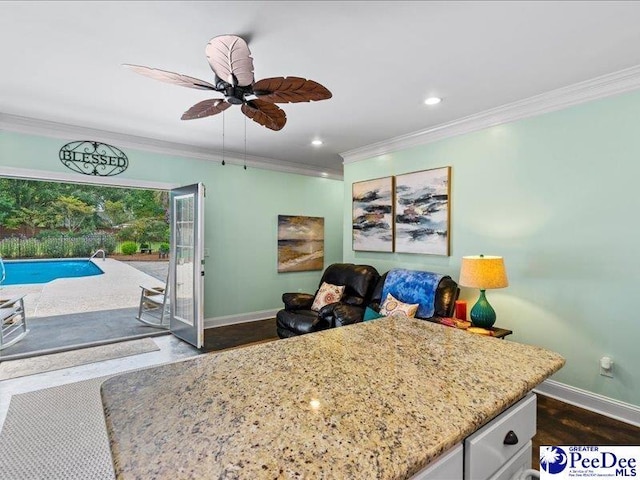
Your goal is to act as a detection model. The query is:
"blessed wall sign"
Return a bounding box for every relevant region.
[59,141,129,176]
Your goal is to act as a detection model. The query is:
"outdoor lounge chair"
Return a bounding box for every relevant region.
[1,294,29,350]
[136,277,170,329]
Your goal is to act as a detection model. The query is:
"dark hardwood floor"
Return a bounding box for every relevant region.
[533,394,640,469]
[201,317,279,352]
[201,318,640,470]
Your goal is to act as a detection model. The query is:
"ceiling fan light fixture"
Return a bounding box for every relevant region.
[225,95,244,105]
[424,96,442,106]
[311,139,323,146]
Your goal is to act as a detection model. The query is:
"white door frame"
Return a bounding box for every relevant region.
[0,166,179,191]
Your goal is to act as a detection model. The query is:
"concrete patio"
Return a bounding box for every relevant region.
[0,259,167,318]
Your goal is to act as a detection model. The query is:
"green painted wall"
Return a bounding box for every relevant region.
[0,131,344,319]
[343,90,640,407]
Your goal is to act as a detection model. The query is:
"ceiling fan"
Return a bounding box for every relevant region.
[123,34,332,131]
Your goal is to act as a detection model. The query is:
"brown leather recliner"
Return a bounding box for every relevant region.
[276,263,380,338]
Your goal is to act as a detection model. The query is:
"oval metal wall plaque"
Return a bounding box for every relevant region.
[59,141,129,176]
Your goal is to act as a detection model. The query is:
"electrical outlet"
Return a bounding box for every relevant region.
[204,248,210,257]
[600,356,614,378]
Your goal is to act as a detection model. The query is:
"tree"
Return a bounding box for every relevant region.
[0,178,169,238]
[4,207,48,235]
[52,195,94,233]
[103,200,134,227]
[122,189,166,219]
[116,217,169,244]
[0,189,15,226]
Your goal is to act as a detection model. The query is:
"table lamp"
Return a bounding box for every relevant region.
[458,255,509,328]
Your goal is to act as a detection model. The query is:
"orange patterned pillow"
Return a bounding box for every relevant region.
[311,282,345,311]
[379,293,419,318]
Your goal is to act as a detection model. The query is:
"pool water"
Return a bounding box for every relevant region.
[1,259,104,285]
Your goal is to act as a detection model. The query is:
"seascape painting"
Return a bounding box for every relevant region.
[352,177,393,252]
[277,215,324,272]
[394,167,450,256]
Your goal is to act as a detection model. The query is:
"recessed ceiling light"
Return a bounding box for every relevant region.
[320,172,329,177]
[311,139,323,146]
[424,97,442,106]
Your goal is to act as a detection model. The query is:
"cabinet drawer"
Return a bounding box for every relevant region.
[410,444,463,480]
[488,441,532,480]
[464,393,536,480]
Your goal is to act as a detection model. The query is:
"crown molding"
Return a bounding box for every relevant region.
[0,113,343,180]
[341,64,640,163]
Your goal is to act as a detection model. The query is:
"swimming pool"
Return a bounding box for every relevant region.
[0,259,104,285]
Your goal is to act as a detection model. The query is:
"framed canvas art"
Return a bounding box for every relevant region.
[352,176,393,252]
[394,166,450,256]
[277,215,324,272]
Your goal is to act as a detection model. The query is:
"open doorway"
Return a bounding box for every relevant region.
[0,176,172,359]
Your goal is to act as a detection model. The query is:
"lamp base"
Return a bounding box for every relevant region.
[470,290,496,329]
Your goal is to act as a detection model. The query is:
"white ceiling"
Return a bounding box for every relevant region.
[2,1,640,176]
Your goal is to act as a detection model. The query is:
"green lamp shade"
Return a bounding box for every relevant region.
[469,290,496,328]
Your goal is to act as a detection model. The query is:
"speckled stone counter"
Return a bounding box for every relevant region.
[101,316,564,480]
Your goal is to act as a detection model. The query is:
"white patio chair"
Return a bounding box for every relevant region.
[136,276,170,329]
[1,294,29,350]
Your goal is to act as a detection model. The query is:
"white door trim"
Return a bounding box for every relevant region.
[0,165,178,190]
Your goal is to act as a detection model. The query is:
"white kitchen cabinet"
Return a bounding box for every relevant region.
[411,393,537,480]
[411,444,463,480]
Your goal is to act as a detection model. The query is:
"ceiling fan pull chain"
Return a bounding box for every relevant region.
[221,110,226,166]
[244,116,247,170]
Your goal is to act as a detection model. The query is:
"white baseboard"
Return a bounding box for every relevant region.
[534,379,640,428]
[204,309,279,329]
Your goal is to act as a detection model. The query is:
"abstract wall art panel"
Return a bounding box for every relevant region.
[277,215,324,272]
[352,176,394,252]
[394,166,450,256]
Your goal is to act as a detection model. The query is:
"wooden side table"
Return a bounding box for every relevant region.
[488,326,513,339]
[466,325,513,339]
[430,318,513,339]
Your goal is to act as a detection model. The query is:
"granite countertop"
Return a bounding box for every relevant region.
[101,317,565,480]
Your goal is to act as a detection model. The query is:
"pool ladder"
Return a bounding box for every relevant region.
[90,249,106,261]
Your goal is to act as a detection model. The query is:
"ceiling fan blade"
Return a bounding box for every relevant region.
[123,64,217,91]
[205,35,255,87]
[181,99,232,120]
[253,76,332,103]
[241,99,286,131]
